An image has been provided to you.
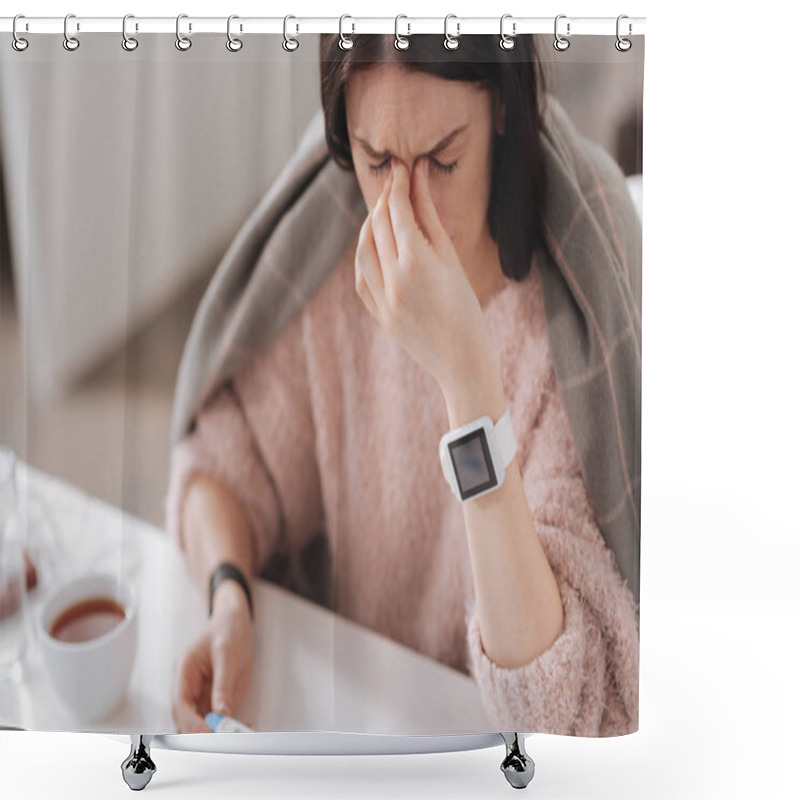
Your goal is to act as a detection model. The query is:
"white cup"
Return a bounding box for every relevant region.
[36,572,138,723]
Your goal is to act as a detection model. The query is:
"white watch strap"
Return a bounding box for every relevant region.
[493,406,517,469]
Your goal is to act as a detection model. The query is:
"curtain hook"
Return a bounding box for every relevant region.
[63,13,80,51]
[616,14,632,52]
[444,14,460,50]
[122,14,139,51]
[283,15,299,51]
[554,14,570,51]
[499,14,516,50]
[339,14,354,50]
[227,15,243,52]
[175,14,192,51]
[12,14,29,52]
[394,15,410,50]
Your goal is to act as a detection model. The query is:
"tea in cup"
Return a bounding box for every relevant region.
[36,572,137,723]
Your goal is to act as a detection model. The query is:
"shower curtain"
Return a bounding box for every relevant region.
[0,19,643,740]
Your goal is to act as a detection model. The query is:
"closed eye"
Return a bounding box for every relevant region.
[368,157,391,175]
[368,157,459,176]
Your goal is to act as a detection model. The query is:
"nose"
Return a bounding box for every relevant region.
[390,155,422,175]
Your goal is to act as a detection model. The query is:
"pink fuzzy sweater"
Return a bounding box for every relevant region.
[164,236,640,737]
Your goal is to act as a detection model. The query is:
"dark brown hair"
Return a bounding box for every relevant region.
[319,34,548,281]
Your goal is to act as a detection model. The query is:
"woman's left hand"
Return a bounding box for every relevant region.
[355,158,493,394]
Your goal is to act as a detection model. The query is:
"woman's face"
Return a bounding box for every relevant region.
[345,64,502,266]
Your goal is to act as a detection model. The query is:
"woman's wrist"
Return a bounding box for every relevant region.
[441,349,507,429]
[211,579,253,622]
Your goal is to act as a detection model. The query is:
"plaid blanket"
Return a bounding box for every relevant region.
[169,94,642,612]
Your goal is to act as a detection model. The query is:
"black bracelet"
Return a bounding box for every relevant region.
[208,562,254,620]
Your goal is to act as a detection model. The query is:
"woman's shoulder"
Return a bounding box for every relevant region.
[229,237,361,390]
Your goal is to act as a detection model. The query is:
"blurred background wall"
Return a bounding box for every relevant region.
[0,34,642,528]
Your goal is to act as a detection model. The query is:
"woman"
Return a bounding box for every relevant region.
[167,34,640,737]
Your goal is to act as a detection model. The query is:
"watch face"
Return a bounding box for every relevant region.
[448,428,498,500]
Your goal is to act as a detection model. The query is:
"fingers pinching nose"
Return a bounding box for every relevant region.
[374,171,391,213]
[390,158,411,198]
[411,158,446,249]
[414,156,429,182]
[410,159,425,196]
[391,156,408,179]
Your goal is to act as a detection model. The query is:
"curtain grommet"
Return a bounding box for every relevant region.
[499,14,516,50]
[394,15,410,50]
[615,14,632,51]
[12,14,29,51]
[63,13,80,51]
[175,13,192,51]
[121,14,139,51]
[444,14,460,50]
[226,15,243,52]
[339,14,354,50]
[554,14,570,51]
[283,15,299,51]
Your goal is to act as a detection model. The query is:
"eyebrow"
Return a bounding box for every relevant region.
[353,124,468,161]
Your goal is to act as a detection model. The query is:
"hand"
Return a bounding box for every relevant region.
[171,586,255,733]
[355,157,493,394]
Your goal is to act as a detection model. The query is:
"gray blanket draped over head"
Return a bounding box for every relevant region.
[169,93,642,612]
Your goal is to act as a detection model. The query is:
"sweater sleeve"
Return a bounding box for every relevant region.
[464,368,640,737]
[164,305,325,577]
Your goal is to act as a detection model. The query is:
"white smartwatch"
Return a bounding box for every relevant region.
[439,406,517,502]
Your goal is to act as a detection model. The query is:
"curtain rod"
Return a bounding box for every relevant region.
[0,15,646,37]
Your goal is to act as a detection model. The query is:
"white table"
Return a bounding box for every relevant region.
[0,460,492,735]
